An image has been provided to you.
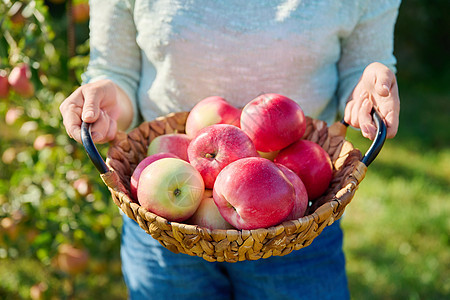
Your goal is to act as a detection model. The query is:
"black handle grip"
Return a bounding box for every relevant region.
[341,109,387,167]
[81,122,109,174]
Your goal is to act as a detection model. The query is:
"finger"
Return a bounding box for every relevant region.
[60,87,83,111]
[71,126,83,144]
[377,85,400,139]
[104,118,118,143]
[60,90,84,143]
[63,107,83,143]
[81,86,103,123]
[384,110,399,139]
[62,108,82,143]
[350,96,364,128]
[344,88,367,125]
[344,99,355,124]
[90,110,111,143]
[359,98,376,140]
[374,68,395,97]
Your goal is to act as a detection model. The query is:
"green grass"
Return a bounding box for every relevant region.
[0,258,127,300]
[342,81,450,299]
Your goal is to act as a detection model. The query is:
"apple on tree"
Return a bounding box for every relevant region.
[147,133,191,162]
[240,93,306,152]
[275,139,333,200]
[0,70,9,98]
[137,158,205,222]
[185,96,241,138]
[8,63,34,98]
[213,157,295,230]
[56,244,90,275]
[130,153,179,201]
[276,163,309,220]
[30,282,48,300]
[188,124,258,189]
[187,189,234,230]
[72,2,90,24]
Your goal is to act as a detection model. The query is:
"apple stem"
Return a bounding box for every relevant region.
[227,202,236,211]
[205,153,216,159]
[174,188,181,197]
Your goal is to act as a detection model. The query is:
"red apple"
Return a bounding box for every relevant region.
[9,2,26,27]
[276,163,309,220]
[72,177,92,197]
[185,96,241,138]
[213,157,295,230]
[188,124,258,189]
[8,63,34,98]
[30,282,48,300]
[130,153,179,201]
[5,107,24,125]
[57,244,89,275]
[0,217,19,240]
[137,158,205,222]
[275,140,333,200]
[240,93,306,152]
[2,148,16,164]
[0,70,9,98]
[72,2,90,24]
[147,133,191,161]
[187,189,234,230]
[33,134,55,151]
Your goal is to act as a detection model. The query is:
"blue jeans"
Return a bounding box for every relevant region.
[121,215,350,300]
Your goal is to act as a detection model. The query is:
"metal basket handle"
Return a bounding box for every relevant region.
[341,109,387,167]
[81,122,109,174]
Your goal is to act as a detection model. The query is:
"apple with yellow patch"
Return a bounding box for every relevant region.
[147,133,191,162]
[137,158,205,222]
[185,96,241,138]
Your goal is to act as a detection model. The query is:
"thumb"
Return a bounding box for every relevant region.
[81,87,102,123]
[375,70,395,97]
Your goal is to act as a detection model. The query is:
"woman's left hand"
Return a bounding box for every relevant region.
[344,62,400,140]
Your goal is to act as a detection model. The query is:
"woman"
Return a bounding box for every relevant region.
[60,1,401,299]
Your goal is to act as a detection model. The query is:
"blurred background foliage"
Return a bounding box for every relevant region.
[0,0,449,299]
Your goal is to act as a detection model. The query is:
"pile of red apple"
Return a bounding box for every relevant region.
[131,94,333,231]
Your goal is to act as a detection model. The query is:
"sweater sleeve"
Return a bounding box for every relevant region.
[82,0,141,129]
[337,0,401,117]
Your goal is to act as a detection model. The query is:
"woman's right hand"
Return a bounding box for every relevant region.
[60,79,124,144]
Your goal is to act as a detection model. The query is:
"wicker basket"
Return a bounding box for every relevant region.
[81,110,386,263]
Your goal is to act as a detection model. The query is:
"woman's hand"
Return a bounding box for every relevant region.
[59,79,133,144]
[344,62,400,140]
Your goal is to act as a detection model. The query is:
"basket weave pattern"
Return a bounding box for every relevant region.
[100,112,367,263]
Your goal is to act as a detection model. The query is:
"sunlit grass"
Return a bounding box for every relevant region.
[341,84,450,299]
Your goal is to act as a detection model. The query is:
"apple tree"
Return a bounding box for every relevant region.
[0,0,125,298]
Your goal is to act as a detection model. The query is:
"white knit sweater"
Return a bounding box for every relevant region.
[83,0,401,129]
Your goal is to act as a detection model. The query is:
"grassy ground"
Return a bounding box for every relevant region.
[342,79,450,299]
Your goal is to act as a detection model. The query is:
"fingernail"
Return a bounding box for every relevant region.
[83,111,94,119]
[382,84,390,92]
